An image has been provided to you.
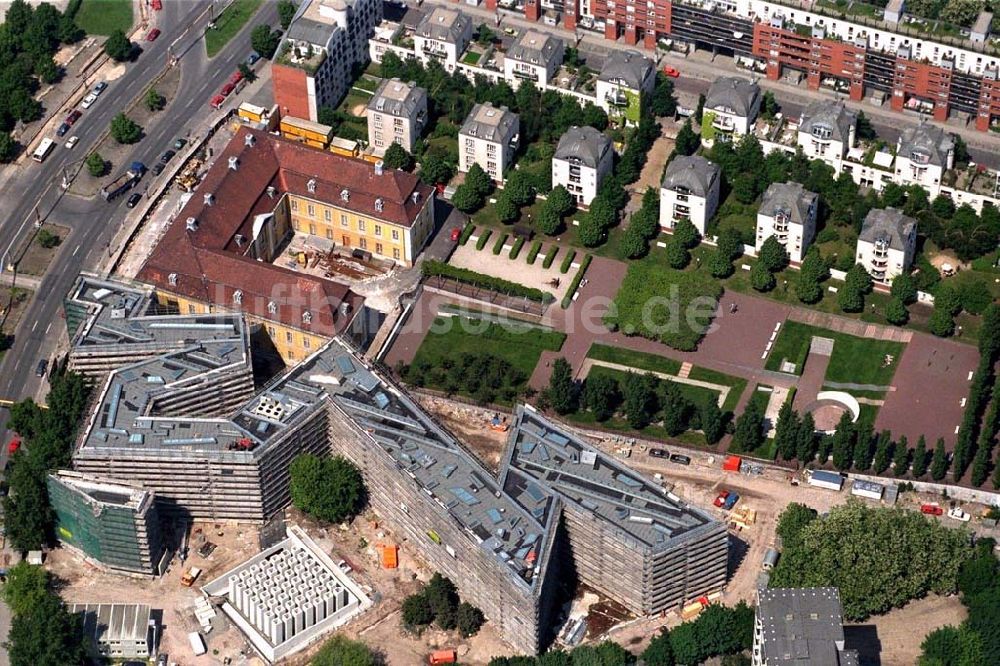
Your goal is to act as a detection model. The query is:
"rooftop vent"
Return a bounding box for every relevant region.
[245,133,256,147]
[185,217,198,232]
[203,193,215,206]
[233,290,243,305]
[267,186,276,198]
[167,273,177,286]
[228,156,239,171]
[374,160,384,176]
[306,178,317,193]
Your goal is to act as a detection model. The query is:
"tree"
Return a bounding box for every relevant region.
[732,173,757,204]
[912,435,929,478]
[881,182,907,208]
[750,260,776,292]
[495,192,519,224]
[456,602,485,637]
[773,402,799,461]
[795,248,827,304]
[642,632,675,666]
[665,236,690,269]
[731,398,764,453]
[839,264,872,313]
[761,91,780,119]
[103,29,131,61]
[288,453,365,523]
[892,435,911,477]
[701,398,725,445]
[929,306,956,338]
[6,591,86,666]
[796,413,817,463]
[622,372,658,430]
[856,110,877,141]
[971,444,991,487]
[505,171,536,207]
[537,206,560,235]
[935,284,963,316]
[85,152,106,177]
[620,225,648,259]
[831,411,855,470]
[420,155,454,186]
[675,120,700,156]
[932,194,956,218]
[144,87,165,112]
[426,573,459,630]
[466,163,493,199]
[1,563,48,617]
[238,61,257,83]
[109,113,141,144]
[451,184,481,213]
[546,184,573,217]
[709,250,734,278]
[759,236,789,273]
[0,133,16,163]
[401,593,434,628]
[547,358,577,414]
[278,0,297,29]
[717,227,744,261]
[873,430,893,475]
[583,373,620,421]
[383,142,414,171]
[251,24,281,59]
[651,74,677,117]
[311,635,377,666]
[959,278,993,315]
[885,296,909,326]
[919,625,984,666]
[578,214,606,247]
[672,218,700,249]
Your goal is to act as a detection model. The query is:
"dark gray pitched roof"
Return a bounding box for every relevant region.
[661,155,721,197]
[760,182,817,224]
[598,50,654,89]
[508,30,563,67]
[460,103,519,143]
[757,587,853,666]
[553,126,612,169]
[367,79,427,117]
[860,208,917,251]
[897,122,954,168]
[705,76,761,117]
[415,6,471,43]
[799,100,857,145]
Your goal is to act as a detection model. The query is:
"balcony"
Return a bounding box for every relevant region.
[606,90,630,107]
[712,116,736,132]
[512,67,539,81]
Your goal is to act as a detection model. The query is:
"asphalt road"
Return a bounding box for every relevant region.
[0,1,280,457]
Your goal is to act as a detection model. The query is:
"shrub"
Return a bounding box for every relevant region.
[542,246,559,269]
[559,249,577,274]
[110,113,141,144]
[36,230,61,249]
[492,233,508,255]
[144,87,165,112]
[526,240,542,264]
[561,255,592,309]
[508,236,525,259]
[458,223,475,246]
[475,229,492,251]
[85,152,106,177]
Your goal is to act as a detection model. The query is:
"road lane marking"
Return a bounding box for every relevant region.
[45,322,52,335]
[73,244,81,256]
[31,320,38,332]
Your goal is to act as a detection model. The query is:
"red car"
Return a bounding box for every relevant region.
[220,82,236,97]
[230,70,244,85]
[663,66,681,78]
[920,503,944,516]
[151,0,162,9]
[450,227,461,242]
[713,490,730,508]
[146,28,161,42]
[210,94,225,109]
[65,109,82,125]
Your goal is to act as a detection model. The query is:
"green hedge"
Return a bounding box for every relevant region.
[526,240,543,265]
[509,237,525,259]
[492,233,508,255]
[475,229,492,251]
[559,249,577,274]
[542,246,559,269]
[422,260,553,302]
[459,223,475,246]
[561,254,592,309]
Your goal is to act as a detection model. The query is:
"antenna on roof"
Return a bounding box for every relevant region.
[228,156,239,171]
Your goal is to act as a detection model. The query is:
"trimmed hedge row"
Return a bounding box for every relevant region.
[422,260,553,303]
[492,233,508,255]
[561,254,592,309]
[559,249,577,274]
[542,246,559,269]
[475,229,492,251]
[526,240,543,265]
[459,223,475,246]
[509,237,525,259]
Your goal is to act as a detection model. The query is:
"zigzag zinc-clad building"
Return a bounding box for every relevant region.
[66,276,727,653]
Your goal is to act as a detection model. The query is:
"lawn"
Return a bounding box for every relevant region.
[586,343,682,375]
[605,247,723,351]
[765,321,906,387]
[410,315,564,387]
[74,0,133,36]
[687,367,748,412]
[205,0,264,58]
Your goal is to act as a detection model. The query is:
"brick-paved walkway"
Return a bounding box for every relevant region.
[788,308,913,342]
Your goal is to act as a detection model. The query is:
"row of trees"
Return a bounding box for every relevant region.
[4,370,90,551]
[401,573,485,638]
[0,0,86,161]
[771,502,971,621]
[949,304,1000,484]
[2,563,87,665]
[288,453,365,524]
[641,602,754,666]
[311,635,380,666]
[488,640,636,666]
[545,358,730,444]
[404,351,527,405]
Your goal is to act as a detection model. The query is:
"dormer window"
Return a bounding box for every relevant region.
[375,197,384,212]
[340,188,350,202]
[233,290,243,305]
[811,125,832,140]
[267,301,277,314]
[302,311,312,324]
[168,273,178,286]
[307,178,317,193]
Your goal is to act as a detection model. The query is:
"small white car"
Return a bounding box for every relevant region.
[80,93,98,109]
[65,135,79,149]
[91,81,107,96]
[947,507,971,522]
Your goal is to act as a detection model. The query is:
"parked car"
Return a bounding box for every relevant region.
[126,192,142,208]
[648,448,668,458]
[35,359,48,377]
[80,93,98,109]
[65,135,79,149]
[160,149,176,164]
[920,503,944,516]
[146,28,161,42]
[210,94,225,109]
[449,227,461,242]
[246,51,260,66]
[663,66,681,78]
[220,82,236,97]
[230,70,244,85]
[723,492,740,510]
[173,138,187,150]
[65,109,82,125]
[947,507,971,522]
[713,491,730,508]
[92,81,108,95]
[151,0,162,9]
[151,162,165,176]
[56,122,70,137]
[669,453,691,465]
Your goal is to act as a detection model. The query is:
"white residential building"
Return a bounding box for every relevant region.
[894,122,955,196]
[756,182,818,263]
[797,100,857,164]
[856,208,918,283]
[504,30,563,89]
[366,78,428,154]
[413,7,472,73]
[660,156,722,235]
[551,126,613,206]
[595,50,655,125]
[458,103,519,182]
[703,76,762,145]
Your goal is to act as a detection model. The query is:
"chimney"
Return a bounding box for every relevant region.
[245,133,256,147]
[234,234,245,246]
[186,217,198,231]
[228,156,239,170]
[203,193,215,206]
[267,186,276,198]
[374,160,384,176]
